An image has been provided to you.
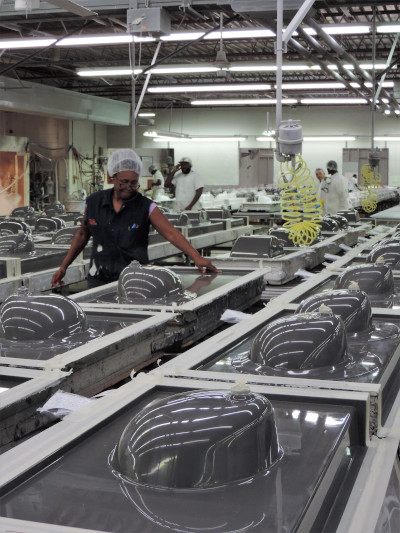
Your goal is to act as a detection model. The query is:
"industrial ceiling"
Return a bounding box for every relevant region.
[0,1,399,113]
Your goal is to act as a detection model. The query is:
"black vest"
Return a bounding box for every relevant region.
[85,189,152,283]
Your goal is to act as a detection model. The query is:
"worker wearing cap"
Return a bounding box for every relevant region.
[52,149,219,288]
[319,160,349,215]
[165,157,204,212]
[148,165,165,202]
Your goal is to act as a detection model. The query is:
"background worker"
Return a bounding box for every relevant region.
[319,160,349,215]
[348,173,360,191]
[165,157,203,212]
[148,164,165,202]
[52,149,219,288]
[315,168,325,183]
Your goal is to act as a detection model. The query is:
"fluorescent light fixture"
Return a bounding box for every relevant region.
[191,99,297,106]
[0,38,56,49]
[328,63,389,70]
[228,63,319,72]
[377,24,400,33]
[205,29,275,40]
[193,136,246,142]
[323,25,370,35]
[384,110,391,115]
[374,137,400,141]
[161,32,205,42]
[360,64,392,70]
[148,83,271,94]
[257,135,356,142]
[281,82,346,90]
[303,25,370,36]
[161,29,275,42]
[365,81,394,88]
[395,110,400,115]
[153,137,191,142]
[57,35,134,46]
[161,26,369,41]
[138,112,155,117]
[143,130,190,139]
[301,98,368,104]
[150,66,220,74]
[256,137,274,142]
[153,136,246,143]
[303,136,356,141]
[77,68,142,76]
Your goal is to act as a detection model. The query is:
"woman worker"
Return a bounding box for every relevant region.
[52,149,219,288]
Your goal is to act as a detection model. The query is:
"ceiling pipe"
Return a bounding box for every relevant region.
[305,15,372,81]
[287,37,368,100]
[304,14,399,112]
[296,27,365,87]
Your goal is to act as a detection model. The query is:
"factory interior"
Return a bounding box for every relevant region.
[1,1,400,532]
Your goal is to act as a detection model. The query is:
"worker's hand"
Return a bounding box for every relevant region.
[173,164,181,172]
[52,267,66,287]
[193,256,222,274]
[187,272,219,293]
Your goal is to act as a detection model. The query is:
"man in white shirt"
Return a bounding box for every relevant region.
[148,165,165,202]
[348,173,360,192]
[319,160,349,214]
[165,157,204,212]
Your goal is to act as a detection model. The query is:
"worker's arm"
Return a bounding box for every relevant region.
[184,187,203,211]
[150,206,221,273]
[165,164,180,188]
[51,213,91,286]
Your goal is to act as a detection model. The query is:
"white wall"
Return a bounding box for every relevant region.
[106,105,400,187]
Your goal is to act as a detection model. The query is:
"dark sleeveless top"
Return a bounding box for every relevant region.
[85,188,152,283]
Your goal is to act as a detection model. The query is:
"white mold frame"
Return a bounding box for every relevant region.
[69,268,266,344]
[0,374,371,533]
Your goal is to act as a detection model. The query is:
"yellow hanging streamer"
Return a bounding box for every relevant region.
[278,155,323,246]
[361,164,381,214]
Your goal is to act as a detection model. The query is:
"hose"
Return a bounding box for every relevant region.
[361,164,381,214]
[278,155,323,246]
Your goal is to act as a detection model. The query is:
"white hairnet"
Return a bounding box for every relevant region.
[107,149,142,177]
[327,160,338,172]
